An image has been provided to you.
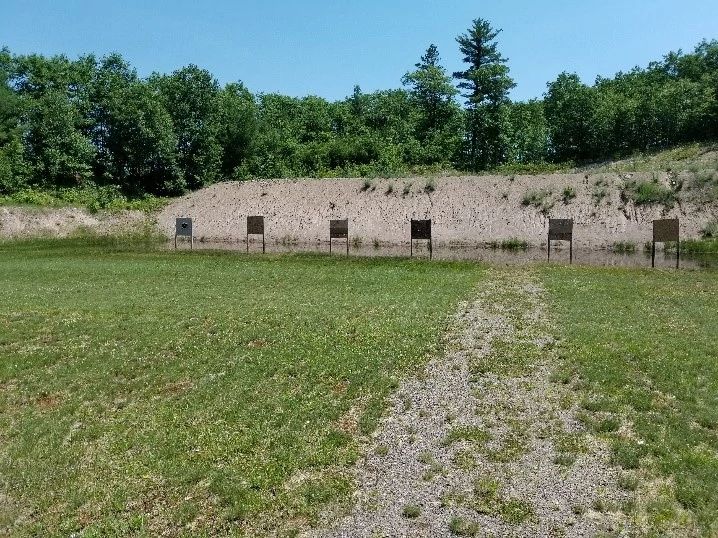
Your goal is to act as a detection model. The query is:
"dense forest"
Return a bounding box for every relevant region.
[1,19,717,197]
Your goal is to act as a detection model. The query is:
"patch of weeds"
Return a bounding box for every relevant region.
[424,178,436,194]
[374,444,389,457]
[402,182,412,197]
[449,516,481,536]
[553,452,577,466]
[522,188,554,215]
[621,179,676,206]
[385,183,394,195]
[372,238,380,250]
[618,473,639,492]
[572,504,586,515]
[402,504,421,519]
[562,186,577,204]
[554,431,588,455]
[417,451,434,465]
[499,238,529,251]
[591,497,616,513]
[472,477,536,524]
[499,498,535,524]
[441,489,469,508]
[360,179,373,192]
[352,236,362,248]
[592,179,610,205]
[443,425,491,447]
[680,238,718,254]
[484,429,528,463]
[452,449,476,470]
[611,241,636,253]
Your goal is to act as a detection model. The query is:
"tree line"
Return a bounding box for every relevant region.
[1,19,717,197]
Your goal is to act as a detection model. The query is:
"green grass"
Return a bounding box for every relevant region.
[0,238,484,536]
[542,266,718,533]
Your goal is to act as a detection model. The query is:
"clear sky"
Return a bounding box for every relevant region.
[2,0,717,101]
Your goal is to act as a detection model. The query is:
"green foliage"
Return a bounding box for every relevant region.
[401,504,421,518]
[453,19,516,171]
[0,185,167,212]
[521,188,554,214]
[1,36,718,198]
[561,186,576,204]
[611,241,636,253]
[621,179,676,206]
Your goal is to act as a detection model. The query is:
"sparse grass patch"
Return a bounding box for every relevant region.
[424,178,436,193]
[592,178,610,205]
[562,186,576,204]
[443,425,491,447]
[448,516,482,536]
[0,239,484,535]
[402,504,421,519]
[521,188,554,214]
[472,477,536,524]
[621,179,676,206]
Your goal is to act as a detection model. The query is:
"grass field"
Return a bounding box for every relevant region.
[1,238,717,536]
[543,266,718,535]
[0,239,484,536]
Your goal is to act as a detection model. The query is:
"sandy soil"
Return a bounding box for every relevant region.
[158,173,718,249]
[0,206,149,239]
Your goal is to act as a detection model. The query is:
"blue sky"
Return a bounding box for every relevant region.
[2,1,717,101]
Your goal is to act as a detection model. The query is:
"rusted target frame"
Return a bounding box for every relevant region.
[652,219,680,269]
[246,216,265,254]
[329,219,349,256]
[174,218,193,250]
[547,219,574,264]
[410,219,432,260]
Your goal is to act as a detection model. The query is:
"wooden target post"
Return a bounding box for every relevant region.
[410,219,432,260]
[548,219,574,264]
[246,216,265,253]
[329,219,349,256]
[652,219,680,269]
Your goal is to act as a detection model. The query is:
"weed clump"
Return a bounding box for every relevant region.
[562,186,577,204]
[402,504,421,519]
[521,189,554,214]
[611,241,636,253]
[621,179,676,206]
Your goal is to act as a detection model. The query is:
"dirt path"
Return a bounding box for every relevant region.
[307,268,631,537]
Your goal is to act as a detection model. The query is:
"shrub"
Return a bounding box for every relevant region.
[562,186,576,204]
[612,241,636,253]
[521,189,554,214]
[402,504,421,519]
[621,179,676,206]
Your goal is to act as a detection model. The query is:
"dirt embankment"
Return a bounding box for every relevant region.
[0,206,149,240]
[158,173,717,249]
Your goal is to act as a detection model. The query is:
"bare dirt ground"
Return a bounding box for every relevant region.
[157,173,717,250]
[0,206,149,240]
[306,268,631,537]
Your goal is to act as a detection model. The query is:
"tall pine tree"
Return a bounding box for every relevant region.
[453,19,515,170]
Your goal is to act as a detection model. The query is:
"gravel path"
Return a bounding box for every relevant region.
[307,267,631,537]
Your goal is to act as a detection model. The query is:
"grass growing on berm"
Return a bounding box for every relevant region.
[542,266,718,534]
[0,237,484,536]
